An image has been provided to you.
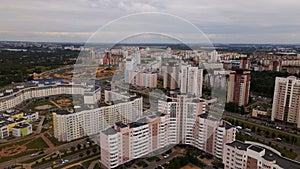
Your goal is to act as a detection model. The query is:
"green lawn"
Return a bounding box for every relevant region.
[46,135,65,146]
[82,158,98,168]
[93,163,102,169]
[25,137,49,149]
[0,138,32,150]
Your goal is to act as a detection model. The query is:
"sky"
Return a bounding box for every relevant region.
[1,0,300,43]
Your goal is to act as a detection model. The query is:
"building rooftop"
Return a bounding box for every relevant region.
[226,140,251,151]
[102,127,117,135]
[248,145,264,153]
[15,118,25,123]
[13,123,30,129]
[129,121,147,128]
[227,141,300,169]
[24,111,37,116]
[115,121,127,128]
[263,148,300,168]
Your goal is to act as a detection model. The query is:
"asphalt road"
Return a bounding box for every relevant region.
[35,147,99,169]
[0,137,88,168]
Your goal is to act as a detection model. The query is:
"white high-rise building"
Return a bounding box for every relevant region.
[53,92,143,142]
[271,76,300,128]
[180,65,203,97]
[100,99,236,169]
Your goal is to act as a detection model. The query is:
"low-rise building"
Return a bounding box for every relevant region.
[0,122,9,139]
[24,111,39,122]
[11,123,32,137]
[252,107,270,118]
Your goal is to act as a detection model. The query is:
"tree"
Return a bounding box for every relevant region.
[77,144,82,150]
[92,147,97,154]
[257,127,261,134]
[265,131,270,137]
[79,153,84,158]
[71,146,76,152]
[271,132,276,139]
[286,136,291,143]
[252,126,256,133]
[86,150,91,156]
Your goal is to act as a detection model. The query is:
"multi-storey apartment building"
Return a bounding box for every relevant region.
[100,109,235,169]
[223,141,300,169]
[125,70,158,88]
[227,69,251,106]
[0,84,85,111]
[271,76,300,128]
[180,65,203,97]
[162,61,180,90]
[53,93,143,142]
[99,94,235,169]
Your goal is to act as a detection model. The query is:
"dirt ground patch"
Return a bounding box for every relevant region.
[181,164,201,169]
[35,105,53,110]
[0,145,27,157]
[56,99,71,107]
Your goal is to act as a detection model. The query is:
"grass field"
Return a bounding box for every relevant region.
[46,135,65,146]
[25,137,49,149]
[0,138,32,150]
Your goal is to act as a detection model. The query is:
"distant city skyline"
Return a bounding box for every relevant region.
[1,0,300,43]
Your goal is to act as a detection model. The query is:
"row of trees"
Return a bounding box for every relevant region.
[225,102,246,114]
[227,118,298,145]
[166,148,206,169]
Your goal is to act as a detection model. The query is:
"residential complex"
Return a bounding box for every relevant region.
[125,70,158,88]
[53,91,143,142]
[271,76,300,128]
[99,94,236,169]
[0,84,85,111]
[100,111,236,169]
[223,141,300,169]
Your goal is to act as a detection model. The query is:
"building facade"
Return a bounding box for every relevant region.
[227,69,251,106]
[100,95,236,169]
[180,65,203,97]
[0,84,85,111]
[53,94,143,142]
[271,76,300,128]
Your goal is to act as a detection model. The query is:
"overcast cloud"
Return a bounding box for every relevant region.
[0,0,300,43]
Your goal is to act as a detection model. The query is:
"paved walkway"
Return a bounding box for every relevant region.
[35,116,45,134]
[50,100,62,109]
[41,133,55,150]
[88,160,99,169]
